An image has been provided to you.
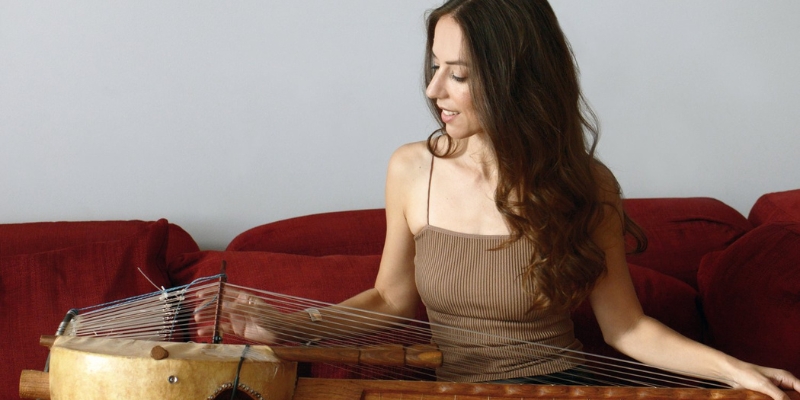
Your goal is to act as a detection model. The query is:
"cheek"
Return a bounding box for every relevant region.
[460,94,479,126]
[455,89,474,113]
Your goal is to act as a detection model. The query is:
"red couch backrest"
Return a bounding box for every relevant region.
[623,197,751,289]
[748,188,800,227]
[0,220,199,265]
[227,209,387,256]
[227,199,751,289]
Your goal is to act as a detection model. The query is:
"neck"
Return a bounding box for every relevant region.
[454,133,496,180]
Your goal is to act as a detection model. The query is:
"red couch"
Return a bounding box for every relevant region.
[3,190,799,399]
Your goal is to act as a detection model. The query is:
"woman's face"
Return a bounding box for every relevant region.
[426,15,483,140]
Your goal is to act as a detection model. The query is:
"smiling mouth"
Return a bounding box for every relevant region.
[442,109,459,116]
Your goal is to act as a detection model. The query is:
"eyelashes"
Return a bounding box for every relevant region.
[431,64,467,83]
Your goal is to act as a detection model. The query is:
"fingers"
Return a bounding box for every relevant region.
[192,288,280,344]
[763,367,800,399]
[196,321,232,338]
[243,322,278,344]
[758,381,789,400]
[737,365,798,400]
[772,369,800,391]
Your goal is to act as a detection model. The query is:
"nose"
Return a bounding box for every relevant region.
[425,70,445,100]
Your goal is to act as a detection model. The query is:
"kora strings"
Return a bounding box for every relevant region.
[57,274,730,389]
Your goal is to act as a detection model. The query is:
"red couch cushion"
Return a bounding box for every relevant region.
[748,188,800,227]
[572,263,704,361]
[171,250,381,303]
[0,220,199,265]
[226,209,387,256]
[0,219,172,400]
[697,222,800,377]
[624,198,751,289]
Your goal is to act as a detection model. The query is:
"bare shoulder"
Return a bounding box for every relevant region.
[387,141,432,183]
[591,161,623,205]
[385,141,432,234]
[589,161,627,249]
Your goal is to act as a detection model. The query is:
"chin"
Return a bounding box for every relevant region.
[444,127,477,140]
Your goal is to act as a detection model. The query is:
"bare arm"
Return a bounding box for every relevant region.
[219,144,426,344]
[588,180,800,400]
[340,143,423,318]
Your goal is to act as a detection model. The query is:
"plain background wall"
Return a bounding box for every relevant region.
[1,1,798,250]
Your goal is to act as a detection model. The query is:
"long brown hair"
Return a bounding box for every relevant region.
[424,0,646,311]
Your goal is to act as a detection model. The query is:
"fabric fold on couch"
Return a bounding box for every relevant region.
[698,221,800,377]
[0,219,183,399]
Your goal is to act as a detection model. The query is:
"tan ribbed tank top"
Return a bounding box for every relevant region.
[414,156,583,382]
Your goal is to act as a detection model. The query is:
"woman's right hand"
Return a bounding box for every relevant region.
[194,288,283,344]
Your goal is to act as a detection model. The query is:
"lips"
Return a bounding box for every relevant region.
[440,108,459,123]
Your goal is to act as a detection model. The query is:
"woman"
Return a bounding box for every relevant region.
[210,1,800,399]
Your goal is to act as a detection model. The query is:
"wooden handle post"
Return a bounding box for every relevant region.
[40,335,57,348]
[272,344,442,368]
[405,344,442,368]
[19,370,50,399]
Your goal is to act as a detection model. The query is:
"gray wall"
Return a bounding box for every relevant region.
[2,1,798,249]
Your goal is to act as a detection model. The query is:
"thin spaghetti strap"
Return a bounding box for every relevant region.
[426,154,434,225]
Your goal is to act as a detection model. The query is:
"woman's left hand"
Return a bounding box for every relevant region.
[725,359,800,400]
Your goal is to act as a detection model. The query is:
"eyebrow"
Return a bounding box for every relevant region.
[432,53,468,66]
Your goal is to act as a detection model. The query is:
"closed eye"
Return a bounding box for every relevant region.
[431,64,466,83]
